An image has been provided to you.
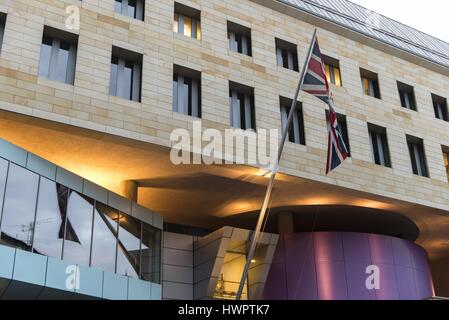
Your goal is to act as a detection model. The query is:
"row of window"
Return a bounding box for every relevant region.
[113,0,449,122]
[0,4,447,122]
[0,158,161,283]
[0,7,448,179]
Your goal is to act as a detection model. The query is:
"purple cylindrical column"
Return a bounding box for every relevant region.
[263,232,434,300]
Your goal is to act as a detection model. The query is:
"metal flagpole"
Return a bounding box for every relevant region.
[236,28,317,300]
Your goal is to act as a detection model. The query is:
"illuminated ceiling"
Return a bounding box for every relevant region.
[0,110,448,261]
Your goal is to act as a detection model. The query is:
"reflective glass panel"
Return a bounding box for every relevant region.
[141,223,161,283]
[0,158,8,217]
[55,41,69,83]
[33,178,67,259]
[117,213,141,279]
[38,37,52,78]
[0,164,39,251]
[91,203,119,273]
[63,191,94,267]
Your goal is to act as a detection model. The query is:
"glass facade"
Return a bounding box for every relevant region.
[0,157,161,284]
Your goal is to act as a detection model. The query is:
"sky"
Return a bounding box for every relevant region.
[349,0,449,43]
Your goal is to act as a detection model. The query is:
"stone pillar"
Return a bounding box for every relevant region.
[277,211,295,234]
[121,180,138,202]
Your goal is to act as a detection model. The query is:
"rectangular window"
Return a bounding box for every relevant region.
[442,146,449,182]
[0,13,6,52]
[0,164,39,251]
[228,21,252,56]
[109,46,142,102]
[115,0,144,21]
[280,97,306,145]
[407,135,428,177]
[275,38,299,72]
[368,124,391,167]
[174,3,201,40]
[173,65,201,118]
[326,111,351,157]
[323,55,342,87]
[397,81,417,111]
[229,82,256,130]
[360,68,380,99]
[432,94,448,121]
[38,26,78,85]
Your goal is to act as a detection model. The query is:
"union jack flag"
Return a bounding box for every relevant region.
[302,37,349,174]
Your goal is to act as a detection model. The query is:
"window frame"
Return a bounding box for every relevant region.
[397,81,417,111]
[275,38,299,72]
[432,94,449,121]
[0,12,6,52]
[407,135,429,177]
[109,46,143,103]
[174,2,201,40]
[38,26,78,85]
[368,124,391,168]
[173,65,202,118]
[227,21,252,57]
[280,96,306,146]
[360,68,381,99]
[115,0,145,21]
[229,81,256,131]
[323,55,342,87]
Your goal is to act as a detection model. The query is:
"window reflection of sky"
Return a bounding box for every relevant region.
[0,170,146,280]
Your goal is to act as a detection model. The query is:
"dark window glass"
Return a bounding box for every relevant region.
[0,164,39,251]
[115,0,144,20]
[117,214,141,279]
[398,82,416,111]
[173,71,201,118]
[407,137,428,177]
[33,178,67,259]
[360,69,381,99]
[91,203,119,273]
[432,94,448,121]
[275,39,298,71]
[63,191,94,267]
[38,29,77,85]
[228,22,252,56]
[109,50,142,102]
[229,85,256,130]
[0,13,6,51]
[280,98,305,145]
[141,223,161,283]
[368,125,391,167]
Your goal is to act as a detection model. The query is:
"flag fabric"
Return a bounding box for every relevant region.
[302,37,349,174]
[302,39,329,104]
[326,93,349,174]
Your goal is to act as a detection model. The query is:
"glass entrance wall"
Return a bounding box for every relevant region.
[0,142,162,284]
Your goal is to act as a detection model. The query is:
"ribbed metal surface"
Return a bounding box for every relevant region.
[279,0,449,68]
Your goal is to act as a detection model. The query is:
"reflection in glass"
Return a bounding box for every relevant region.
[63,191,94,267]
[0,158,9,217]
[91,203,118,273]
[141,223,161,283]
[117,214,141,279]
[33,178,67,259]
[55,41,70,83]
[38,36,52,78]
[0,164,39,251]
